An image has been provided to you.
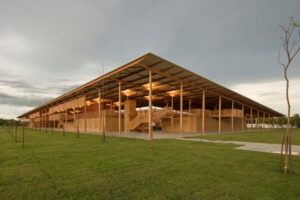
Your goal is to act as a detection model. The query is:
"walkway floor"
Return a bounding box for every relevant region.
[119,132,300,156]
[179,138,300,156]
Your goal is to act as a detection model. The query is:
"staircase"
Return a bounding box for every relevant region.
[129,107,173,132]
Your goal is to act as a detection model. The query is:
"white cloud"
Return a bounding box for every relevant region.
[231,78,300,115]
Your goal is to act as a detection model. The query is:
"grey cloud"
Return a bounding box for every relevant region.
[0,0,300,118]
[0,92,52,107]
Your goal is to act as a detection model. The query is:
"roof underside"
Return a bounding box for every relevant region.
[19,53,283,117]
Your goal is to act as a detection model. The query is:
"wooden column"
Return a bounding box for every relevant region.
[180,81,183,134]
[202,90,205,134]
[171,96,174,132]
[263,112,265,129]
[98,88,101,134]
[148,70,153,141]
[84,95,87,133]
[231,100,234,132]
[257,110,259,129]
[73,107,76,130]
[118,81,122,136]
[242,104,245,131]
[218,96,222,133]
[250,107,253,130]
[188,99,192,132]
[65,109,68,132]
[268,114,271,129]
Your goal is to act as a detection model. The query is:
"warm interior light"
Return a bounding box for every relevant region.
[167,89,189,97]
[144,95,164,100]
[113,102,124,106]
[122,89,136,96]
[86,100,92,106]
[167,90,181,97]
[142,81,166,91]
[92,98,111,103]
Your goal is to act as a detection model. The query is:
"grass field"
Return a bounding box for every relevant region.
[1,127,300,200]
[194,129,300,145]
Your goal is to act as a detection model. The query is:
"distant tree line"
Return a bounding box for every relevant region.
[256,114,300,128]
[0,119,20,126]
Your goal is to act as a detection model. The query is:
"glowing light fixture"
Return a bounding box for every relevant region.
[142,81,166,91]
[122,89,136,97]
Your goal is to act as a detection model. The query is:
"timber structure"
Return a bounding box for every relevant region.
[18,53,283,137]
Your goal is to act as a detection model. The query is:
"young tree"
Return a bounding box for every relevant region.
[278,17,300,174]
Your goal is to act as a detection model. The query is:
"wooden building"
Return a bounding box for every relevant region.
[18,53,283,138]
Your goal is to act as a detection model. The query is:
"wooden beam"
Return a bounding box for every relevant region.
[218,96,222,133]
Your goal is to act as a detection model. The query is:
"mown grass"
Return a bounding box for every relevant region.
[0,127,300,200]
[194,129,300,145]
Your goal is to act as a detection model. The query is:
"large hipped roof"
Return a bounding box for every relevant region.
[18,53,283,118]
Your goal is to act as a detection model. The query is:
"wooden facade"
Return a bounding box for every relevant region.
[18,53,283,137]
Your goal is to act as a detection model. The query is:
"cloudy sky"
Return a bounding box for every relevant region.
[0,0,300,119]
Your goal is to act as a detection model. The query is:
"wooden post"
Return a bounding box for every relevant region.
[98,88,101,135]
[149,70,153,142]
[45,113,48,133]
[218,96,222,133]
[262,112,266,128]
[39,115,41,130]
[84,95,87,133]
[250,107,253,130]
[51,116,54,134]
[171,96,174,132]
[268,114,271,129]
[188,99,192,132]
[180,81,183,134]
[202,90,205,137]
[22,125,25,148]
[242,104,245,132]
[15,125,17,143]
[76,109,79,138]
[73,107,76,132]
[118,81,121,136]
[257,110,260,129]
[231,100,234,132]
[65,109,68,134]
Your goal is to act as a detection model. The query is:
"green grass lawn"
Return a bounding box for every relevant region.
[193,129,300,145]
[1,127,300,200]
